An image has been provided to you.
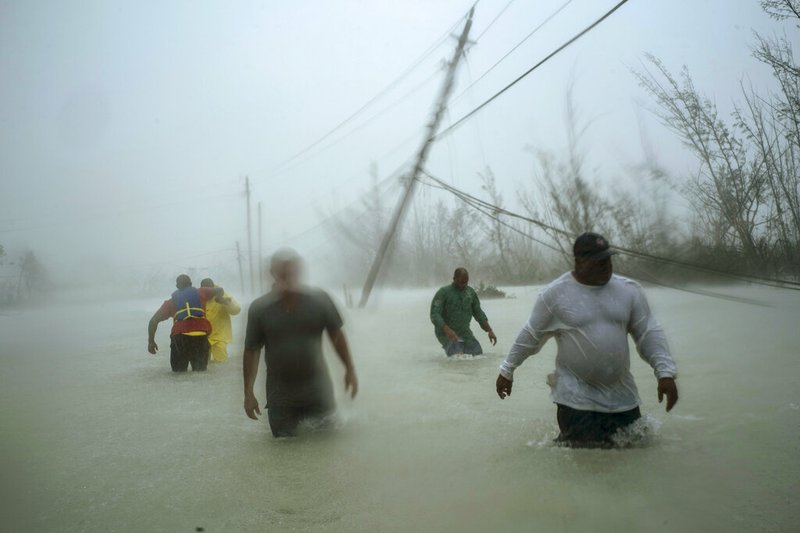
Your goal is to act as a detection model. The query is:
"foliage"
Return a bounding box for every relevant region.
[632,5,799,278]
[0,248,49,307]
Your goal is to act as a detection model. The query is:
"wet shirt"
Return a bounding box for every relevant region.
[244,288,343,409]
[205,292,240,343]
[154,287,216,336]
[430,284,488,347]
[499,273,677,413]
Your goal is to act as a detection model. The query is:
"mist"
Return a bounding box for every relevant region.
[1,0,790,292]
[1,1,799,531]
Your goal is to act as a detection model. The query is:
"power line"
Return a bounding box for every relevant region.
[418,169,800,290]
[473,0,517,42]
[452,0,575,104]
[121,247,237,271]
[419,174,564,254]
[264,6,475,178]
[625,264,770,307]
[263,66,443,180]
[277,164,406,245]
[436,0,630,141]
[258,149,416,241]
[420,169,568,234]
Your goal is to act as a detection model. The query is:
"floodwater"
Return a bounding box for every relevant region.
[1,283,798,532]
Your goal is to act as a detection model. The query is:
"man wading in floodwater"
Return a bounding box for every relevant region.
[243,249,358,437]
[147,274,224,372]
[495,233,679,448]
[430,267,497,356]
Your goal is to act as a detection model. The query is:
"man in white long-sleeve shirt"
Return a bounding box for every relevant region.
[496,232,678,447]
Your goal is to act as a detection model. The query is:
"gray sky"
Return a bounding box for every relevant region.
[0,0,791,286]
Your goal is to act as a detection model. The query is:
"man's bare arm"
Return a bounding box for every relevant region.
[479,320,497,345]
[243,348,262,419]
[328,328,358,399]
[147,312,166,354]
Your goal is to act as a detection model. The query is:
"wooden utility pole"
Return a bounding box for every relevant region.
[359,7,474,308]
[257,201,263,293]
[245,176,255,294]
[235,241,245,294]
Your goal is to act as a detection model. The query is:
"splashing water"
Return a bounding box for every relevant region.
[525,414,663,449]
[446,353,487,361]
[610,414,662,448]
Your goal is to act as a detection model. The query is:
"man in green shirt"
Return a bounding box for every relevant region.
[430,267,497,356]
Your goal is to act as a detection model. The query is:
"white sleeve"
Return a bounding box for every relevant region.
[499,294,555,380]
[628,285,677,379]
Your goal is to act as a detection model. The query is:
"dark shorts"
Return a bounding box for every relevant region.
[444,338,483,356]
[170,334,209,372]
[555,404,641,448]
[267,404,334,438]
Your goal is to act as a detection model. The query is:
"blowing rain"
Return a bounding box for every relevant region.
[1,1,799,532]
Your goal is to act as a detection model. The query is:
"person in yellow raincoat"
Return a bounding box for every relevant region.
[200,278,241,363]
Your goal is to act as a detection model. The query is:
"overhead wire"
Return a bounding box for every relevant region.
[418,172,564,254]
[264,6,476,178]
[436,0,631,141]
[461,56,489,168]
[452,0,575,105]
[286,174,409,267]
[275,161,409,245]
[121,247,238,271]
[253,0,524,217]
[473,0,517,42]
[628,266,771,307]
[263,66,443,180]
[418,169,800,291]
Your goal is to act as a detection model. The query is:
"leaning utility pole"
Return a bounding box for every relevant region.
[359,7,474,308]
[245,176,255,294]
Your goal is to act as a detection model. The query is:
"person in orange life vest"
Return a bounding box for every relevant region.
[147,274,224,372]
[200,277,240,363]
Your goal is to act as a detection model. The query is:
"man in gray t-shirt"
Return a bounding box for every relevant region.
[243,249,358,437]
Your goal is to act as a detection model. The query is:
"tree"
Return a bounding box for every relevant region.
[478,168,513,280]
[19,251,47,298]
[760,0,800,22]
[634,3,799,277]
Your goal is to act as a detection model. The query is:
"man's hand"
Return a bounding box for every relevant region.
[147,340,158,355]
[488,330,497,346]
[344,369,358,399]
[443,325,459,342]
[657,377,678,412]
[496,374,512,399]
[244,392,261,420]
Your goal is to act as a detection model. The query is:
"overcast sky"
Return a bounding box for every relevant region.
[0,0,792,287]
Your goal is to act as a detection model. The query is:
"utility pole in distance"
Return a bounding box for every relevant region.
[359,7,474,308]
[245,176,255,294]
[235,241,245,295]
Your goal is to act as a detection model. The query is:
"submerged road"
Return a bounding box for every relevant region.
[1,285,798,532]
